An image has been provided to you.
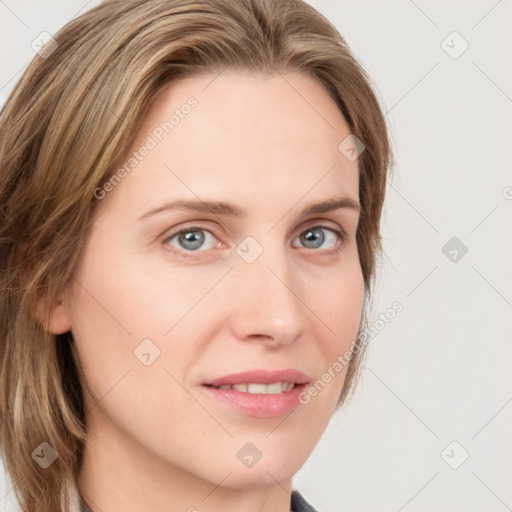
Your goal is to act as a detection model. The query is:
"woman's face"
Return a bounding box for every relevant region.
[63,71,364,492]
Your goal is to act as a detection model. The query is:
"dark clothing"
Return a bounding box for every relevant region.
[291,489,318,511]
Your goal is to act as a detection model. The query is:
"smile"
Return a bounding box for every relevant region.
[207,382,296,393]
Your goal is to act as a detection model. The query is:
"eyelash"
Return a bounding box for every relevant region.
[161,222,348,258]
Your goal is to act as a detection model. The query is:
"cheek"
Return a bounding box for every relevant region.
[336,266,364,339]
[70,242,212,339]
[67,241,228,390]
[309,255,365,348]
[306,256,365,404]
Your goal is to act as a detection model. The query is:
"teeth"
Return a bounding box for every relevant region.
[215,382,295,394]
[281,382,295,392]
[260,382,281,394]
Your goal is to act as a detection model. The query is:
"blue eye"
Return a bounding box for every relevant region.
[162,224,346,255]
[163,225,218,252]
[293,225,346,250]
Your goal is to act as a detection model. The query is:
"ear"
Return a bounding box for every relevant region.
[30,289,73,335]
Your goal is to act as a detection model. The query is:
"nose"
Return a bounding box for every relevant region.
[227,244,308,348]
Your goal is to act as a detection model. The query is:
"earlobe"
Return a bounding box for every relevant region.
[46,299,73,334]
[31,292,73,335]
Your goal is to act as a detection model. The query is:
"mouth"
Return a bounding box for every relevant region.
[202,368,311,388]
[200,369,311,418]
[203,381,300,394]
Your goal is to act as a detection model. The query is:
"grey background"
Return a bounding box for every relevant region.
[1,1,511,511]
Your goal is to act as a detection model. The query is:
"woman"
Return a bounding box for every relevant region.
[0,1,392,511]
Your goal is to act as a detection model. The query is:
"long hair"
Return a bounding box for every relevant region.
[0,1,393,510]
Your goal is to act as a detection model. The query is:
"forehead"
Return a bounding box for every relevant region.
[99,71,359,216]
[142,70,353,157]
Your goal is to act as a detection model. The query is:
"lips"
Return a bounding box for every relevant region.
[202,368,311,387]
[200,369,312,418]
[201,380,309,418]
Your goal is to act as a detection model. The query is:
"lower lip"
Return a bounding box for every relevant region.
[201,383,308,418]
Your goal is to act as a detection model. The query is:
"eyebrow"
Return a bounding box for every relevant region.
[138,195,361,220]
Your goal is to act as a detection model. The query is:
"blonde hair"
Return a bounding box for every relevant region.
[0,0,393,510]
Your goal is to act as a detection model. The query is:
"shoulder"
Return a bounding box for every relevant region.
[291,489,319,512]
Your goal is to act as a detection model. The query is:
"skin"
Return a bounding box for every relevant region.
[45,71,364,512]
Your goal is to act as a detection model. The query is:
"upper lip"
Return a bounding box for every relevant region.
[203,369,311,387]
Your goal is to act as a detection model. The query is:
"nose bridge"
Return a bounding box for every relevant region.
[230,235,307,345]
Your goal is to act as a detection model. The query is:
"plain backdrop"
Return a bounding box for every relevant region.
[1,1,511,511]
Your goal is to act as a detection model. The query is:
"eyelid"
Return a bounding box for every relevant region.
[298,219,347,236]
[161,221,221,246]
